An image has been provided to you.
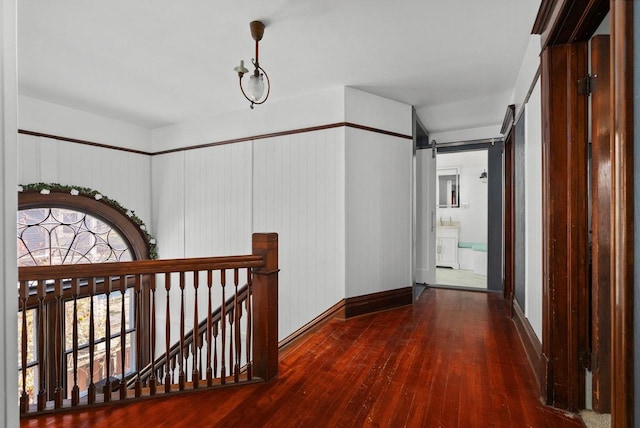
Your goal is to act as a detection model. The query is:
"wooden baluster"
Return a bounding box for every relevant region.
[149,274,157,395]
[134,274,142,397]
[206,270,213,386]
[198,332,204,381]
[234,268,240,383]
[213,321,218,381]
[178,271,186,391]
[36,279,46,411]
[164,272,171,393]
[228,310,234,383]
[171,355,177,384]
[53,279,63,408]
[71,278,80,406]
[119,275,127,400]
[220,269,226,384]
[245,268,253,380]
[87,277,97,404]
[19,281,29,413]
[104,276,113,402]
[192,270,199,389]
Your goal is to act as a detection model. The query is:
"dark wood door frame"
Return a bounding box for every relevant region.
[589,34,612,414]
[540,41,590,411]
[610,2,634,426]
[533,0,634,424]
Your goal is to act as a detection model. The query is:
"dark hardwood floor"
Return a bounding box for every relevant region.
[22,288,584,427]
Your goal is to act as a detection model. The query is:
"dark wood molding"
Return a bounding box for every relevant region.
[512,299,543,393]
[279,300,346,355]
[533,0,609,49]
[18,129,152,156]
[610,1,635,426]
[540,41,589,411]
[19,122,412,157]
[503,130,515,305]
[500,105,515,135]
[154,122,412,155]
[280,287,413,354]
[344,287,412,319]
[589,34,612,414]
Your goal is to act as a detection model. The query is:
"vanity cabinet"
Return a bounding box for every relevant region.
[436,227,459,269]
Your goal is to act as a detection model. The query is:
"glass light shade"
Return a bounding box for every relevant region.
[248,73,265,101]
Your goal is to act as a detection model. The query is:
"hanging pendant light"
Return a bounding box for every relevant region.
[234,20,271,109]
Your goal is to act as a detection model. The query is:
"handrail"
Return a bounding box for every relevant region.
[17,232,279,417]
[19,254,265,280]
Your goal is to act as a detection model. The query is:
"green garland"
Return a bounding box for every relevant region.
[18,182,158,259]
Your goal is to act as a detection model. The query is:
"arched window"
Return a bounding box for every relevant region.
[17,189,151,403]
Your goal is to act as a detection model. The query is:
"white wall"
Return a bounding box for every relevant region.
[436,150,488,244]
[17,133,153,231]
[524,79,543,340]
[344,88,413,298]
[152,87,412,342]
[1,0,19,425]
[151,87,346,153]
[345,128,412,297]
[510,35,542,119]
[253,128,346,338]
[19,95,151,153]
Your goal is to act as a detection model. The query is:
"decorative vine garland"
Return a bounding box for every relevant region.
[18,182,158,259]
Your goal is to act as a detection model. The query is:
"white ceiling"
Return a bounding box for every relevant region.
[18,0,541,134]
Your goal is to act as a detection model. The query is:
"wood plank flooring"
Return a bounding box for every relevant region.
[22,288,584,427]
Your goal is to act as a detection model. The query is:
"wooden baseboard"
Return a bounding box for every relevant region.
[279,299,346,354]
[344,287,413,319]
[278,287,412,354]
[512,299,543,393]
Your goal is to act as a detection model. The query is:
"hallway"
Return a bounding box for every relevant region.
[22,289,584,427]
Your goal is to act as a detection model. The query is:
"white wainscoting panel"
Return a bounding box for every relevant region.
[183,142,253,258]
[17,133,152,227]
[253,128,346,340]
[344,128,412,298]
[151,151,186,259]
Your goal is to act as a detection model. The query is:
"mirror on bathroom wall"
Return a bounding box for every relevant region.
[437,167,460,208]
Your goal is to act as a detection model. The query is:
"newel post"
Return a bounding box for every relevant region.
[252,233,279,380]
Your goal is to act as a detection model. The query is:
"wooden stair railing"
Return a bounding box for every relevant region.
[126,283,249,390]
[17,233,278,417]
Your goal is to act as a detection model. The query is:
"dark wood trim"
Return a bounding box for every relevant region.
[589,34,612,414]
[154,122,412,155]
[18,129,152,156]
[280,287,415,355]
[344,287,412,319]
[19,122,412,157]
[540,41,589,411]
[610,1,634,425]
[501,105,515,135]
[533,0,609,49]
[512,299,543,393]
[278,300,346,355]
[503,129,515,306]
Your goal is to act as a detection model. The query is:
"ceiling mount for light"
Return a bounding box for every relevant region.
[234,20,271,109]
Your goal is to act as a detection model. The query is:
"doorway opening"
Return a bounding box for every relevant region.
[435,150,488,289]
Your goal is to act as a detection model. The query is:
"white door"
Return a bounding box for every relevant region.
[416,148,437,284]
